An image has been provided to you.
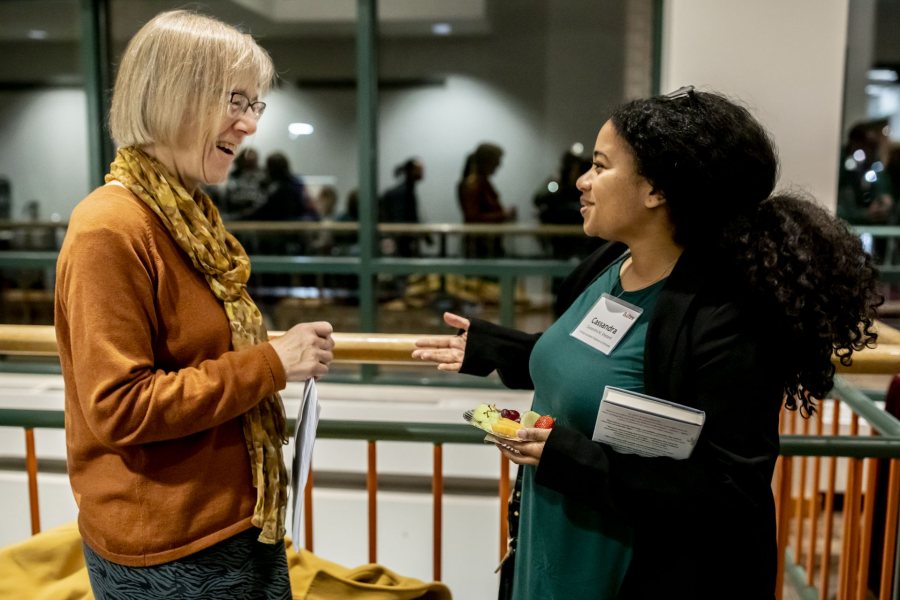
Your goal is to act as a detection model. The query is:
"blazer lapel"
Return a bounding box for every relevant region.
[643,249,705,399]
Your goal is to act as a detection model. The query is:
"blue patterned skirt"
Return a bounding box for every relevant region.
[82,528,291,599]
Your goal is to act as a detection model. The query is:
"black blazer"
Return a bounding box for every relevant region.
[462,242,782,599]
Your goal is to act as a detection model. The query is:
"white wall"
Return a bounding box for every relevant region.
[661,0,850,211]
[0,89,91,220]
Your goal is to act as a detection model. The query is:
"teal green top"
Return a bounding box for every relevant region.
[512,254,665,600]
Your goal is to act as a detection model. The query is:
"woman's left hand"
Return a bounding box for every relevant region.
[496,427,551,466]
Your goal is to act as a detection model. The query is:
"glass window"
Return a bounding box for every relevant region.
[0,0,83,325]
[840,0,900,270]
[374,0,656,338]
[107,2,363,335]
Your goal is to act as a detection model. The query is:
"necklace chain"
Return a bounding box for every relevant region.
[617,255,678,293]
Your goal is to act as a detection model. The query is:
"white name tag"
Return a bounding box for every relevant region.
[570,293,643,355]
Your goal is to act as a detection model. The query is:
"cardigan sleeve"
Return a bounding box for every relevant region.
[534,300,781,517]
[56,201,287,448]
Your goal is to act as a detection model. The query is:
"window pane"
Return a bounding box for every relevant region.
[108,1,361,335]
[0,0,83,324]
[374,0,655,336]
[839,0,900,272]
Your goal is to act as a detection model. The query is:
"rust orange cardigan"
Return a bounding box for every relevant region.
[54,184,287,566]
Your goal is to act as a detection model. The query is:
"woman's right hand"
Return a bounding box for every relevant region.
[411,312,469,372]
[269,321,335,381]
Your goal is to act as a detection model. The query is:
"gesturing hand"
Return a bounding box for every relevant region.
[269,321,335,381]
[411,312,470,372]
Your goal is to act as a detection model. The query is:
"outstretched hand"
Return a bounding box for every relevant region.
[411,312,470,372]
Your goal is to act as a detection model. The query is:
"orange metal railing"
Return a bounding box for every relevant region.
[774,390,900,600]
[2,325,900,595]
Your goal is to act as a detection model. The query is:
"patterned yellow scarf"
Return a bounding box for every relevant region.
[107,146,289,544]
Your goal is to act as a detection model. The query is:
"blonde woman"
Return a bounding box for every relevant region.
[54,11,334,598]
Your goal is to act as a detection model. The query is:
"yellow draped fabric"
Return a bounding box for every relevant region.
[0,523,453,600]
[106,146,288,544]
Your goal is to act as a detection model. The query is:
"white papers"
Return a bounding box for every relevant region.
[591,386,705,460]
[291,378,320,545]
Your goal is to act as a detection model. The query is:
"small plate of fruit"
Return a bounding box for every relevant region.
[463,403,555,441]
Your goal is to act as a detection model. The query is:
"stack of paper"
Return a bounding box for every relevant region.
[291,378,320,545]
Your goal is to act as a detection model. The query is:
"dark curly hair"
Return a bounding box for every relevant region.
[610,90,881,415]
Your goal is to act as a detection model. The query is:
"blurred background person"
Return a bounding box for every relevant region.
[333,189,360,257]
[837,120,895,263]
[837,120,894,223]
[379,157,429,258]
[224,148,267,220]
[534,150,600,261]
[458,142,516,259]
[246,152,320,280]
[251,152,318,223]
[311,185,339,256]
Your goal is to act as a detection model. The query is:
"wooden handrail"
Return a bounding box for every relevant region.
[0,325,448,365]
[0,219,585,236]
[3,323,900,373]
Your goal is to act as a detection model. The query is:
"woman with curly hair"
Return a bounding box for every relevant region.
[413,88,881,599]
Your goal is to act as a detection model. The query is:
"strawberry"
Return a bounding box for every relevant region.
[534,415,555,429]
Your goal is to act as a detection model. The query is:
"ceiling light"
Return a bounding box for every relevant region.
[28,30,48,40]
[288,123,314,138]
[869,69,898,83]
[432,23,452,36]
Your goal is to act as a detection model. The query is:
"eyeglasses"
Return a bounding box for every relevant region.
[227,91,266,120]
[664,85,695,100]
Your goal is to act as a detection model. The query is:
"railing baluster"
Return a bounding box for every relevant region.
[367,440,377,564]
[24,428,40,535]
[856,455,879,599]
[806,410,824,587]
[878,459,899,600]
[499,455,510,562]
[820,399,841,600]
[776,455,794,600]
[432,443,443,581]
[304,466,314,552]
[796,416,811,564]
[840,414,862,599]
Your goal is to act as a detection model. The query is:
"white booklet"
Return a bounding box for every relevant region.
[591,386,705,460]
[291,378,321,545]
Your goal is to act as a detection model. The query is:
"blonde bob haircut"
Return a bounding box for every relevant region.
[109,10,274,149]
